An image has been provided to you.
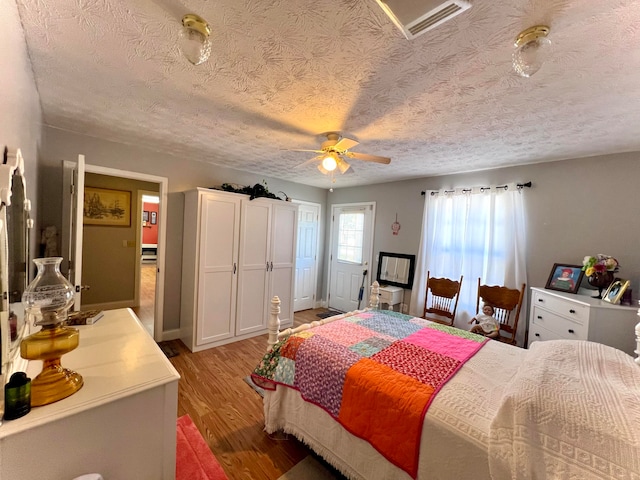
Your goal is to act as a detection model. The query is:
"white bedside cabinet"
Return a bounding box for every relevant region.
[378,285,404,311]
[528,287,638,356]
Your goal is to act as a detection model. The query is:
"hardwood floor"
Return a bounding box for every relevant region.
[165,308,329,479]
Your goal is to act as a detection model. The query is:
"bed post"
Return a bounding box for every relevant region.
[370,281,380,309]
[267,296,281,350]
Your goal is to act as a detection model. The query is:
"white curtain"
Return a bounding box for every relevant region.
[409,185,528,343]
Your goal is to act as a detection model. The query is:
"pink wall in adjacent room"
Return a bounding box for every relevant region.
[143,202,158,244]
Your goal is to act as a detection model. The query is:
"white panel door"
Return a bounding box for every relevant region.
[269,202,298,327]
[61,155,85,311]
[236,200,270,335]
[328,203,375,312]
[294,202,320,311]
[196,193,239,345]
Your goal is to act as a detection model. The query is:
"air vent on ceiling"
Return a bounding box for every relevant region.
[374,0,471,40]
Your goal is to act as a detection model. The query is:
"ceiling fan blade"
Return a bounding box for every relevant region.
[288,149,324,153]
[334,137,359,151]
[346,151,391,164]
[297,155,322,168]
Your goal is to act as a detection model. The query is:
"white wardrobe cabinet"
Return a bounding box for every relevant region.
[181,188,297,352]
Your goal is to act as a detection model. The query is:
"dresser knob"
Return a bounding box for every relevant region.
[569,309,576,314]
[568,329,575,334]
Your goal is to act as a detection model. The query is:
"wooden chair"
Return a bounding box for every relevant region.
[423,272,463,326]
[476,279,526,345]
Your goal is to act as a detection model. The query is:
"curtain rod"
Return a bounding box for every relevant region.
[420,181,532,196]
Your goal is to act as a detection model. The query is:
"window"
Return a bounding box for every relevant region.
[337,211,364,264]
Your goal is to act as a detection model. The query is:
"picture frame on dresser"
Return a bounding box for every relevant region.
[603,278,629,305]
[544,263,584,294]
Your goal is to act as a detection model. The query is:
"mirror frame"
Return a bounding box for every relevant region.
[376,251,416,289]
[0,147,32,377]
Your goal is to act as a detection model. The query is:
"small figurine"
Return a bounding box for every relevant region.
[468,304,500,339]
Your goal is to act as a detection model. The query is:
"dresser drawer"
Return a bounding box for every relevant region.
[531,306,588,340]
[379,286,403,305]
[528,323,565,347]
[531,290,589,324]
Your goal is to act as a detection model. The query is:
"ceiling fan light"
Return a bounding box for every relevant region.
[512,25,551,78]
[336,157,351,174]
[179,14,211,66]
[321,154,338,172]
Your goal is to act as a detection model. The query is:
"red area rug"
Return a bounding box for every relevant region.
[177,415,229,480]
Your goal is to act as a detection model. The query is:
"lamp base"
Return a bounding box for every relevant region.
[30,360,84,406]
[20,324,84,406]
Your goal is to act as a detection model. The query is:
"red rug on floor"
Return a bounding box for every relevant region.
[177,414,229,480]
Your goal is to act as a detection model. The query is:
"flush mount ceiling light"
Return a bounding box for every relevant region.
[512,25,551,77]
[179,14,211,65]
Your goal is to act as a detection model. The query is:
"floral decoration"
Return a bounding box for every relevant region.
[582,254,619,276]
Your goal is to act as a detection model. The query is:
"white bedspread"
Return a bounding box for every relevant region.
[489,340,640,480]
[264,338,525,479]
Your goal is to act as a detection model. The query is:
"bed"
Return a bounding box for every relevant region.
[252,283,640,480]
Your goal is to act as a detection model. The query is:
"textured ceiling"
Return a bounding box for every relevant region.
[14,0,640,188]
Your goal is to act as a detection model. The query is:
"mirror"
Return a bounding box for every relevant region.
[376,251,416,289]
[0,147,32,375]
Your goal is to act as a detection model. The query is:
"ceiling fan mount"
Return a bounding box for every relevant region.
[293,132,391,177]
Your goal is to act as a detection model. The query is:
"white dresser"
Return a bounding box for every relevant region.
[528,287,638,356]
[0,309,180,480]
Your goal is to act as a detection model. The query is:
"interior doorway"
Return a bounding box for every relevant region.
[293,200,321,311]
[62,161,168,342]
[136,192,160,335]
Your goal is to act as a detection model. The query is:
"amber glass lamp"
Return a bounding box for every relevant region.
[20,257,83,406]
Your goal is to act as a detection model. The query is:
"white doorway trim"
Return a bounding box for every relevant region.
[85,164,168,342]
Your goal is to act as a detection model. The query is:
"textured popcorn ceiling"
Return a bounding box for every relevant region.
[14,0,640,188]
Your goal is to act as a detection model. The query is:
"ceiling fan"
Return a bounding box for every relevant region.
[294,132,391,176]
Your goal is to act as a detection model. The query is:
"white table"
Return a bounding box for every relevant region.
[0,308,180,479]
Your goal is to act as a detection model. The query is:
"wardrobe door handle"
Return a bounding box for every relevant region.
[568,329,575,334]
[233,263,236,274]
[537,298,544,302]
[534,333,540,337]
[266,262,270,271]
[537,315,542,319]
[569,309,576,314]
[270,261,273,271]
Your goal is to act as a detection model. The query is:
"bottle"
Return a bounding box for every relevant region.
[4,372,31,420]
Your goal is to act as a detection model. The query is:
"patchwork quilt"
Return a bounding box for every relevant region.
[252,310,488,478]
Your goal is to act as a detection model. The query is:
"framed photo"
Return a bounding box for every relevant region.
[84,187,131,227]
[150,211,157,225]
[142,211,149,222]
[603,278,630,304]
[545,263,584,294]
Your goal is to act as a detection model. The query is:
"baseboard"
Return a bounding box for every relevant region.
[161,329,181,342]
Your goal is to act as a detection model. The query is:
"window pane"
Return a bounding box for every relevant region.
[337,212,364,264]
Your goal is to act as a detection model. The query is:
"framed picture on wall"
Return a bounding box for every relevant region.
[545,263,584,294]
[150,211,157,225]
[142,211,149,222]
[83,187,131,227]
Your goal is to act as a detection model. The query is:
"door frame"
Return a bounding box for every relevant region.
[84,165,168,342]
[327,202,375,311]
[292,199,321,311]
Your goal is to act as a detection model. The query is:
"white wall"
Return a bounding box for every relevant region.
[329,152,640,338]
[0,0,42,258]
[40,126,329,332]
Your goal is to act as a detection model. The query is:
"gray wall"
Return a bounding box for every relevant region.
[40,127,329,332]
[0,0,41,260]
[328,153,640,327]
